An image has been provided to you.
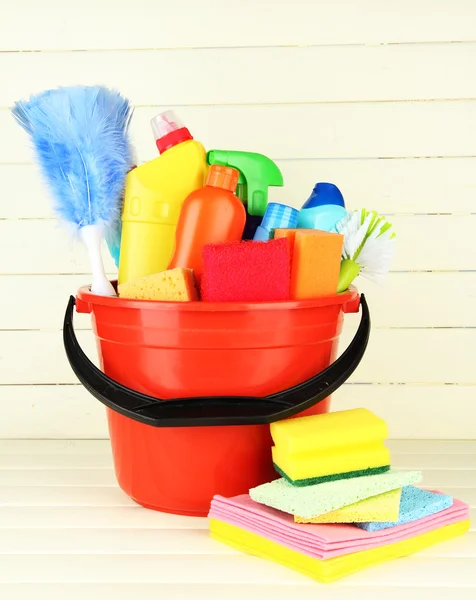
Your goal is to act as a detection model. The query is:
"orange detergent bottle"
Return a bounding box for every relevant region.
[168,165,246,285]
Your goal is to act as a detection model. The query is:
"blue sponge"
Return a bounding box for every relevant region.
[356,486,453,532]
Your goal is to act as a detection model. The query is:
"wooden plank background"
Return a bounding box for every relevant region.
[0,0,474,439]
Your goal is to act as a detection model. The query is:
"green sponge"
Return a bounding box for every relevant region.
[249,469,422,520]
[274,463,390,487]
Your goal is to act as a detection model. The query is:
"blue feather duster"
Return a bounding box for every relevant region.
[12,85,133,230]
[12,85,133,294]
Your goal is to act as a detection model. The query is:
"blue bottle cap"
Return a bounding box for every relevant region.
[260,202,299,230]
[301,182,345,210]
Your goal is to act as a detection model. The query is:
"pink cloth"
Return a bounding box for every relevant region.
[208,493,469,559]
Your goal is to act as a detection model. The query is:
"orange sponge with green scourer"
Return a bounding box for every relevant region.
[274,229,344,299]
[201,239,291,302]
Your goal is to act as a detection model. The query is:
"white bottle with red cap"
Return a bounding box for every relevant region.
[118,110,208,285]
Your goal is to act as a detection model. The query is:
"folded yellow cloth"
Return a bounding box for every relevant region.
[270,408,390,485]
[210,519,470,584]
[294,488,402,524]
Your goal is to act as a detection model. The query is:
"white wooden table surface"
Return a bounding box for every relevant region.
[0,439,475,599]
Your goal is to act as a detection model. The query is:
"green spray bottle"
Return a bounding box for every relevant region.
[206,150,284,216]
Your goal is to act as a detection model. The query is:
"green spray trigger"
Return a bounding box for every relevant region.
[206,150,284,216]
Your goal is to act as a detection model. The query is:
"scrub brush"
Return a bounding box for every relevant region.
[336,209,396,292]
[11,85,134,295]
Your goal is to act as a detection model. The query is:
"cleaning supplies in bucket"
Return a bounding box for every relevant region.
[168,165,246,285]
[118,110,208,285]
[13,84,400,532]
[11,85,134,296]
[11,82,397,301]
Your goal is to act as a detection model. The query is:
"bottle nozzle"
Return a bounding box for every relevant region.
[206,150,284,216]
[151,110,193,154]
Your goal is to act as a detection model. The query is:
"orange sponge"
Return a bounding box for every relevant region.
[275,229,344,299]
[118,268,199,301]
[273,228,315,263]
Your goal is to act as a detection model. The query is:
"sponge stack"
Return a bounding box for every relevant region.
[208,407,471,583]
[271,408,390,486]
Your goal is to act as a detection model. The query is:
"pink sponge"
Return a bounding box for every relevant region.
[201,239,291,302]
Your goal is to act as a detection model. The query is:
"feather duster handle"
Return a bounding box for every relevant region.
[11,86,134,295]
[79,224,116,296]
[105,217,122,268]
[336,209,396,292]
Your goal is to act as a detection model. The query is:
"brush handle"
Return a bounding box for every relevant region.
[79,225,116,297]
[338,259,361,293]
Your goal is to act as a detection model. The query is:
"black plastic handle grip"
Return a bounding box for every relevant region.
[63,295,370,427]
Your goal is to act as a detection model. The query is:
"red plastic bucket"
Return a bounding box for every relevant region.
[64,285,369,516]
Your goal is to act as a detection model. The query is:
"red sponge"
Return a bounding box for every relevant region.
[201,239,291,302]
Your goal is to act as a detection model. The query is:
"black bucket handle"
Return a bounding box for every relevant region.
[63,294,370,427]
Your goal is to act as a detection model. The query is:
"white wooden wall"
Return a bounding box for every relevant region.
[1,0,475,439]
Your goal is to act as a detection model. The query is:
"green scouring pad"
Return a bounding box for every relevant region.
[274,463,391,487]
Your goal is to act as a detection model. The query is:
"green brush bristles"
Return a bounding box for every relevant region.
[274,464,391,487]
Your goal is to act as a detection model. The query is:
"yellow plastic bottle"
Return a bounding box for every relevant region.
[118,110,207,285]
